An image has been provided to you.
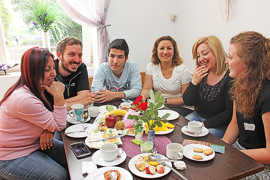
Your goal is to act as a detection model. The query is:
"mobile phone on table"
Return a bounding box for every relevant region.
[69,142,92,159]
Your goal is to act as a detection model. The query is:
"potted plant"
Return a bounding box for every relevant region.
[128,90,169,143]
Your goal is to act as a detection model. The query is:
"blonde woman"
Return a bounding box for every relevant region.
[141,35,192,116]
[223,31,270,179]
[183,36,233,138]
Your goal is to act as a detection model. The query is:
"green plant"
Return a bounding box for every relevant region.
[11,0,82,43]
[128,90,169,132]
[31,0,57,32]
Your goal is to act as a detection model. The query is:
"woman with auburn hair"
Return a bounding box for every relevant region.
[223,31,270,178]
[141,35,193,116]
[0,47,68,180]
[183,35,233,138]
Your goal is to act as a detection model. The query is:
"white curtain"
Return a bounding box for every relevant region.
[56,0,111,68]
[0,19,7,64]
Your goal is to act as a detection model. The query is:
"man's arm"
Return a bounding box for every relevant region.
[65,90,91,110]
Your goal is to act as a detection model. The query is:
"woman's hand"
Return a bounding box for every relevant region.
[40,130,54,151]
[44,81,65,97]
[192,65,209,85]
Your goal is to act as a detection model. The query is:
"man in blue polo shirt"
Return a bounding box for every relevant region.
[92,39,142,103]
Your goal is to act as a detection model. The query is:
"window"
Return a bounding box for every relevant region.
[0,0,87,66]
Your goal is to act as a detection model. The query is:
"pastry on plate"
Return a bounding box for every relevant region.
[193,147,203,153]
[104,170,121,180]
[203,148,214,156]
[192,154,203,160]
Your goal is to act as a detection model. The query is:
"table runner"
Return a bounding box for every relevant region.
[121,135,171,157]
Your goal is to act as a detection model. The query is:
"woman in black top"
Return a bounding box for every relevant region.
[183,36,233,138]
[223,31,270,168]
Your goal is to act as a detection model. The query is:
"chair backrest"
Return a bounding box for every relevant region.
[88,72,146,91]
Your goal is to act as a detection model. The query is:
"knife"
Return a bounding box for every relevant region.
[66,130,87,135]
[86,134,125,143]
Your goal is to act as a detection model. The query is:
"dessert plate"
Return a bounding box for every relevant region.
[91,149,126,167]
[89,166,133,180]
[183,144,215,161]
[65,124,94,138]
[66,113,91,124]
[181,126,209,137]
[128,153,171,178]
[158,109,179,121]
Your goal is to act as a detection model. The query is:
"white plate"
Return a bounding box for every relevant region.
[183,144,215,161]
[147,99,164,110]
[158,104,165,110]
[154,128,174,135]
[65,124,94,138]
[181,126,209,137]
[158,109,179,121]
[89,166,133,180]
[85,129,123,149]
[128,153,171,178]
[92,149,127,167]
[98,105,117,113]
[66,113,91,124]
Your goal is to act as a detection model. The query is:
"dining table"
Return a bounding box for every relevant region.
[61,101,264,180]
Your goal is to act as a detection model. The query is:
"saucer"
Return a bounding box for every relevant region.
[91,149,126,167]
[181,126,209,137]
[65,124,94,138]
[66,114,91,124]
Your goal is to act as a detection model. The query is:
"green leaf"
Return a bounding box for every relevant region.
[161,113,170,120]
[149,89,155,102]
[106,105,115,112]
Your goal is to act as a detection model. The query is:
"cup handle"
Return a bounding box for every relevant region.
[177,152,183,159]
[118,148,123,157]
[68,111,75,118]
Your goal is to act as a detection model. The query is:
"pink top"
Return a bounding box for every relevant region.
[0,86,67,160]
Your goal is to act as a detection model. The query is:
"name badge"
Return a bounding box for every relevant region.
[244,122,255,131]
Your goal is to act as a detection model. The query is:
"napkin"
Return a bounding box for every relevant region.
[82,161,97,177]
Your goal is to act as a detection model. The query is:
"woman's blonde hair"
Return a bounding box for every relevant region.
[192,36,228,75]
[151,36,183,66]
[230,31,270,118]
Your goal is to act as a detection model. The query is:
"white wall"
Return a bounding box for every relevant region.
[107,0,180,71]
[107,0,270,72]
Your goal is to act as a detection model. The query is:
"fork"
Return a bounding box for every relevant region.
[160,161,189,180]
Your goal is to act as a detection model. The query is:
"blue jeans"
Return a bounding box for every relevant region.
[0,139,69,180]
[185,111,225,138]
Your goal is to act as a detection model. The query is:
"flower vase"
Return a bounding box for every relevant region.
[147,129,155,143]
[42,31,50,50]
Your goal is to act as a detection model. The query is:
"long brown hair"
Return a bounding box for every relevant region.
[151,36,183,66]
[0,47,54,111]
[230,31,270,118]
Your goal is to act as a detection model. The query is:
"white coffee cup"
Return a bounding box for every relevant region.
[187,121,203,134]
[100,143,121,162]
[166,143,183,160]
[88,106,99,117]
[71,104,84,122]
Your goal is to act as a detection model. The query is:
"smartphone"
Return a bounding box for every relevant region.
[69,142,92,159]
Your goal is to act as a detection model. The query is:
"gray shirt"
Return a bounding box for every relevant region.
[92,61,142,99]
